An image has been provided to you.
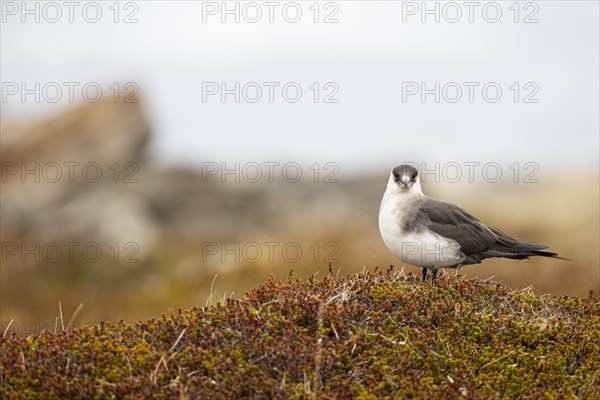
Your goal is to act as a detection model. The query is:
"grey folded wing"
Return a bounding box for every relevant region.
[414,198,526,265]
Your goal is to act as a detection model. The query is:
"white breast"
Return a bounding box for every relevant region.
[379,187,465,268]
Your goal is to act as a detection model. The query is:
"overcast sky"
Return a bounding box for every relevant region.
[2,1,598,176]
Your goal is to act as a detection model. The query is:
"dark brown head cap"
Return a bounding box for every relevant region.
[392,165,418,186]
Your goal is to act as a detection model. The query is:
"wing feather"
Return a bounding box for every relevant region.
[408,197,560,265]
[414,198,506,256]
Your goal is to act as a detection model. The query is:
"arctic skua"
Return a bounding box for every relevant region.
[379,164,565,283]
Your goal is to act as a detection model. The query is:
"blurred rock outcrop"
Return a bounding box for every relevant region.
[1,98,377,266]
[1,98,158,256]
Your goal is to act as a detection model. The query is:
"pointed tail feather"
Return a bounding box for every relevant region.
[485,243,570,261]
[531,250,571,261]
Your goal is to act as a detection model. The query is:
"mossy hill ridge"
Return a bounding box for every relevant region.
[2,269,598,399]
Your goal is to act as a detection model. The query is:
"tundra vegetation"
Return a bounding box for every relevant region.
[1,268,598,399]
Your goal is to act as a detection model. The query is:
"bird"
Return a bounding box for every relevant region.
[378,164,566,283]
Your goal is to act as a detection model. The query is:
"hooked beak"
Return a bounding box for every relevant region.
[400,176,411,187]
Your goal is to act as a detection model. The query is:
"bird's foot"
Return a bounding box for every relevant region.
[431,267,439,285]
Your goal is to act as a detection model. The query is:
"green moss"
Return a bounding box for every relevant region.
[1,269,599,399]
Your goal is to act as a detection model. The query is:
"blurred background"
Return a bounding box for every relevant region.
[1,1,598,335]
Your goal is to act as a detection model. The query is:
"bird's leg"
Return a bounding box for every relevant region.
[431,267,439,284]
[421,267,427,282]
